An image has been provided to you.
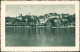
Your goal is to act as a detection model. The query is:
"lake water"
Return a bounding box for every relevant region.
[5,27,75,46]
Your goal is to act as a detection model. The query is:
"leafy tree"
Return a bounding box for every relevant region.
[50,19,57,27]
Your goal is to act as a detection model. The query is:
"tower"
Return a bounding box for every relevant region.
[19,14,22,17]
[29,12,30,16]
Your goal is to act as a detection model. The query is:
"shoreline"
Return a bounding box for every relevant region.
[5,26,75,28]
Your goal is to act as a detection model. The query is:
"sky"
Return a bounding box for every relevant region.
[5,4,75,17]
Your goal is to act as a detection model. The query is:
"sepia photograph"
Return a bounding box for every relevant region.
[5,4,75,46]
[1,1,79,51]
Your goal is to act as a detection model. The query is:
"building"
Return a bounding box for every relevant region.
[48,15,59,19]
[45,20,52,27]
[62,19,68,22]
[16,14,23,20]
[25,19,27,22]
[31,16,34,19]
[45,13,59,19]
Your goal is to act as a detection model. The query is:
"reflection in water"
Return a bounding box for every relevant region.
[5,27,75,46]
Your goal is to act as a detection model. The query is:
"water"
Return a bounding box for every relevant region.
[5,27,75,46]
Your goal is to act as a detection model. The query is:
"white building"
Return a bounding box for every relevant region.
[39,18,48,24]
[16,16,22,20]
[48,15,59,19]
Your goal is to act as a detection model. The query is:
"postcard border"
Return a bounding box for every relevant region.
[1,1,79,51]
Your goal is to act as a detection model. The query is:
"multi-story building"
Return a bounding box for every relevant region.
[16,14,23,20]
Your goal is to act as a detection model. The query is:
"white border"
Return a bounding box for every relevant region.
[1,1,79,51]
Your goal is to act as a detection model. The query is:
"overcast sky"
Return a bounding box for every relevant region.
[5,4,75,17]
